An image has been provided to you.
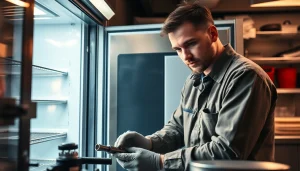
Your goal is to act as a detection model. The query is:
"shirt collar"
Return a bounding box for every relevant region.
[208,43,235,83]
[189,43,236,84]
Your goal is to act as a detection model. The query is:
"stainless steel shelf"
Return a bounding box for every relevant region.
[248,57,300,64]
[13,97,68,104]
[277,88,300,94]
[30,159,56,171]
[30,132,67,144]
[22,99,67,104]
[0,132,67,145]
[32,99,68,104]
[0,58,68,76]
[256,31,300,39]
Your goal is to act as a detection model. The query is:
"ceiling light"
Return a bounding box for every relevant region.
[251,0,300,7]
[5,0,30,7]
[89,0,115,20]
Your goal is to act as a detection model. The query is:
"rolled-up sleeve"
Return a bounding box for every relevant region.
[162,68,275,170]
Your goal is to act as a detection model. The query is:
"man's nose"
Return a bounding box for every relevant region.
[182,49,192,61]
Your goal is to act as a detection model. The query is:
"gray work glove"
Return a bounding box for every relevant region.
[114,131,151,150]
[114,147,161,171]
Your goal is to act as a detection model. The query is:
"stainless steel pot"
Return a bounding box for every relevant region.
[189,160,290,171]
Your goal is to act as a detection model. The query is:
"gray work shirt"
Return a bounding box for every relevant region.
[147,44,277,171]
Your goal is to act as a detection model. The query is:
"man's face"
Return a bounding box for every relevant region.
[168,22,215,74]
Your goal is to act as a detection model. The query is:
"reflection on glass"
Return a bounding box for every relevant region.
[0,0,25,99]
[0,0,25,169]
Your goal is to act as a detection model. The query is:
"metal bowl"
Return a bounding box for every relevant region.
[189,160,290,171]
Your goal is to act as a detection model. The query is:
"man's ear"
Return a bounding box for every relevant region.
[208,25,218,42]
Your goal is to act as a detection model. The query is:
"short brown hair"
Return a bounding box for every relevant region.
[161,2,214,36]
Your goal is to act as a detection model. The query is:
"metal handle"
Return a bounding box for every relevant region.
[80,157,112,165]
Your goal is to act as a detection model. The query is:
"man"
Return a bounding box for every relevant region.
[114,2,277,171]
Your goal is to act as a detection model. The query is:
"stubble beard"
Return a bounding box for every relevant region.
[189,62,210,74]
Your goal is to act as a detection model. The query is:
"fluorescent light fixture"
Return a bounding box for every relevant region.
[89,0,115,20]
[5,0,30,7]
[251,0,300,7]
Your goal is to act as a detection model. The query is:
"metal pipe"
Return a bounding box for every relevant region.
[95,144,126,153]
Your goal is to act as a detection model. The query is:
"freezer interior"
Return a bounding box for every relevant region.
[2,0,86,170]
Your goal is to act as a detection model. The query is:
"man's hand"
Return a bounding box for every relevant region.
[114,131,152,150]
[114,147,162,171]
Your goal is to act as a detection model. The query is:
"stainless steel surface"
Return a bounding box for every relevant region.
[189,160,290,171]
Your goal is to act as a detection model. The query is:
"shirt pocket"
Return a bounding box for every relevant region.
[200,108,219,139]
[182,107,197,115]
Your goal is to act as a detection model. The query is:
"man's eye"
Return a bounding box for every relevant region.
[187,42,196,47]
[175,48,181,52]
